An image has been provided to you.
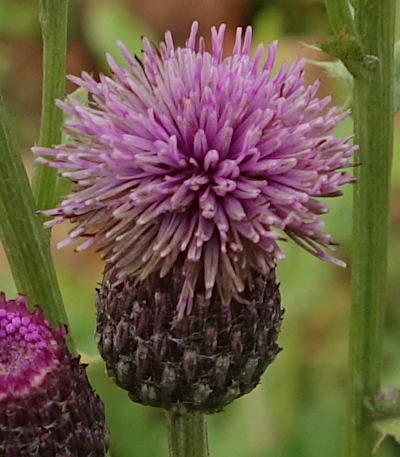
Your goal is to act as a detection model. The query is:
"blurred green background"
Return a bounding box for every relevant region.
[1,0,400,456]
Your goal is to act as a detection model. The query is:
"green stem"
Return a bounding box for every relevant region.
[0,96,72,340]
[166,411,209,457]
[346,1,395,457]
[325,0,357,37]
[33,0,69,210]
[52,87,88,204]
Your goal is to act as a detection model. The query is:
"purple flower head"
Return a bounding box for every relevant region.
[35,22,355,318]
[0,293,108,456]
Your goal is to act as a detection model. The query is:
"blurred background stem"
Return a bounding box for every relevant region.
[346,1,395,456]
[33,0,69,210]
[166,411,209,457]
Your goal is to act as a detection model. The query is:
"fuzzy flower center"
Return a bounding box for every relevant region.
[0,296,59,400]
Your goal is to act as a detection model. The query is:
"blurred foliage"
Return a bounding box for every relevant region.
[0,1,39,38]
[82,0,156,70]
[251,0,328,35]
[1,1,400,456]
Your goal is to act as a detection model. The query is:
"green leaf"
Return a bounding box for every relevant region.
[325,0,357,37]
[312,39,400,113]
[83,0,156,70]
[374,418,400,451]
[311,58,353,109]
[0,95,72,342]
[313,59,353,87]
[319,32,376,78]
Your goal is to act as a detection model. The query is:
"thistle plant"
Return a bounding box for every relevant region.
[0,1,397,457]
[34,21,356,456]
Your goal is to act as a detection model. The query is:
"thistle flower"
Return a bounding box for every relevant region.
[0,293,108,456]
[96,266,282,413]
[34,22,356,319]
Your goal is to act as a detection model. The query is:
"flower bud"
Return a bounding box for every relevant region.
[96,267,283,413]
[0,293,108,456]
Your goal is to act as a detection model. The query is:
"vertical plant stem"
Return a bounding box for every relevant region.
[346,1,395,456]
[166,411,209,457]
[33,0,69,210]
[0,96,71,335]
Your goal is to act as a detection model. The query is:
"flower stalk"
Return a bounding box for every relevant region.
[346,1,395,456]
[166,411,209,457]
[33,0,69,210]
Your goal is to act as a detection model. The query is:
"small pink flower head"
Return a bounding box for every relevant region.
[0,293,108,456]
[0,293,65,401]
[35,22,355,318]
